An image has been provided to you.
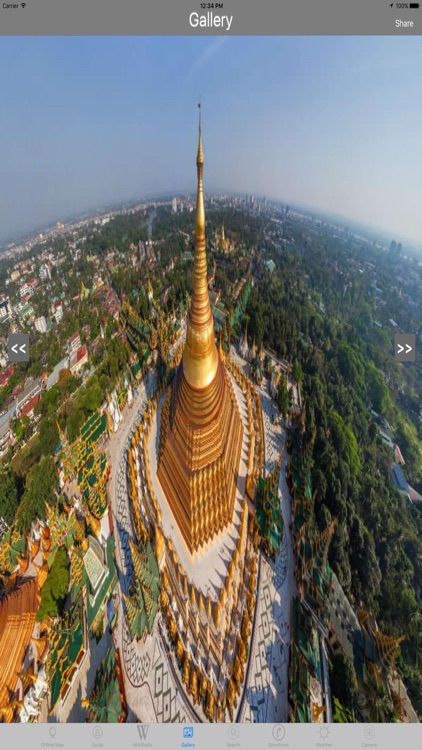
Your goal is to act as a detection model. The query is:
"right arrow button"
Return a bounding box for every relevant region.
[395,334,416,362]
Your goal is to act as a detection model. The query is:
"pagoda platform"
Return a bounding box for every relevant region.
[147,372,250,598]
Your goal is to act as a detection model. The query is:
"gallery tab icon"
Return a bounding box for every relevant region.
[395,333,415,362]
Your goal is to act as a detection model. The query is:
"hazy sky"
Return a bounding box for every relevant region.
[0,36,421,244]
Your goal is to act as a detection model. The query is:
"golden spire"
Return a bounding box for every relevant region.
[182,103,219,390]
[157,106,244,554]
[147,277,153,300]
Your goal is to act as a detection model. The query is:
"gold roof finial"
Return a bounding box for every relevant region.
[182,104,218,389]
[197,100,204,167]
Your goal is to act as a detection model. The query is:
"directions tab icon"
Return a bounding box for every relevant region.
[395,334,415,362]
[8,333,30,362]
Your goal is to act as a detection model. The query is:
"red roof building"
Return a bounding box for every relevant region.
[69,344,88,375]
[77,344,87,362]
[0,366,14,389]
[20,393,40,419]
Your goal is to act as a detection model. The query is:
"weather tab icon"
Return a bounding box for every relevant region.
[318,725,330,740]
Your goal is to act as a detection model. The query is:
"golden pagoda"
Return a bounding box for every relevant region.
[157,106,243,554]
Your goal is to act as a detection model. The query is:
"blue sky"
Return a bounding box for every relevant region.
[0,36,421,245]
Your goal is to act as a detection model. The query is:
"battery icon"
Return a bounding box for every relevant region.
[409,2,420,7]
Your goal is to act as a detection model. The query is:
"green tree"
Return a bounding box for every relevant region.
[39,417,59,457]
[330,653,358,714]
[0,469,19,525]
[82,376,102,413]
[36,546,70,621]
[362,667,397,722]
[57,369,78,397]
[329,411,361,476]
[66,408,85,443]
[366,364,390,415]
[16,456,58,532]
[41,384,60,417]
[277,377,289,419]
[292,360,303,385]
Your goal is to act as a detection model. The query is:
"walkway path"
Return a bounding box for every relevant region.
[231,348,296,723]
[107,367,191,723]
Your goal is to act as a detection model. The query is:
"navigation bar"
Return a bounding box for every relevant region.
[0,722,420,749]
[1,0,421,35]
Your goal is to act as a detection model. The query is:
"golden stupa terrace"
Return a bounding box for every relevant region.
[146,368,250,594]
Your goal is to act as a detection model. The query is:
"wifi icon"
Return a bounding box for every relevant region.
[21,2,26,6]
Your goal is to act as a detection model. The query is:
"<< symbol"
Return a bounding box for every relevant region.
[8,334,29,361]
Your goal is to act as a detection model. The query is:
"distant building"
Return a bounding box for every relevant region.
[53,301,63,323]
[67,331,81,355]
[16,378,41,413]
[39,264,51,281]
[0,299,11,320]
[391,463,409,498]
[69,344,88,375]
[172,198,178,214]
[0,419,11,457]
[389,240,402,257]
[20,303,34,321]
[20,393,40,419]
[35,316,47,333]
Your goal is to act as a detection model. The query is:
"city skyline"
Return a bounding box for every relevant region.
[0,36,421,245]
